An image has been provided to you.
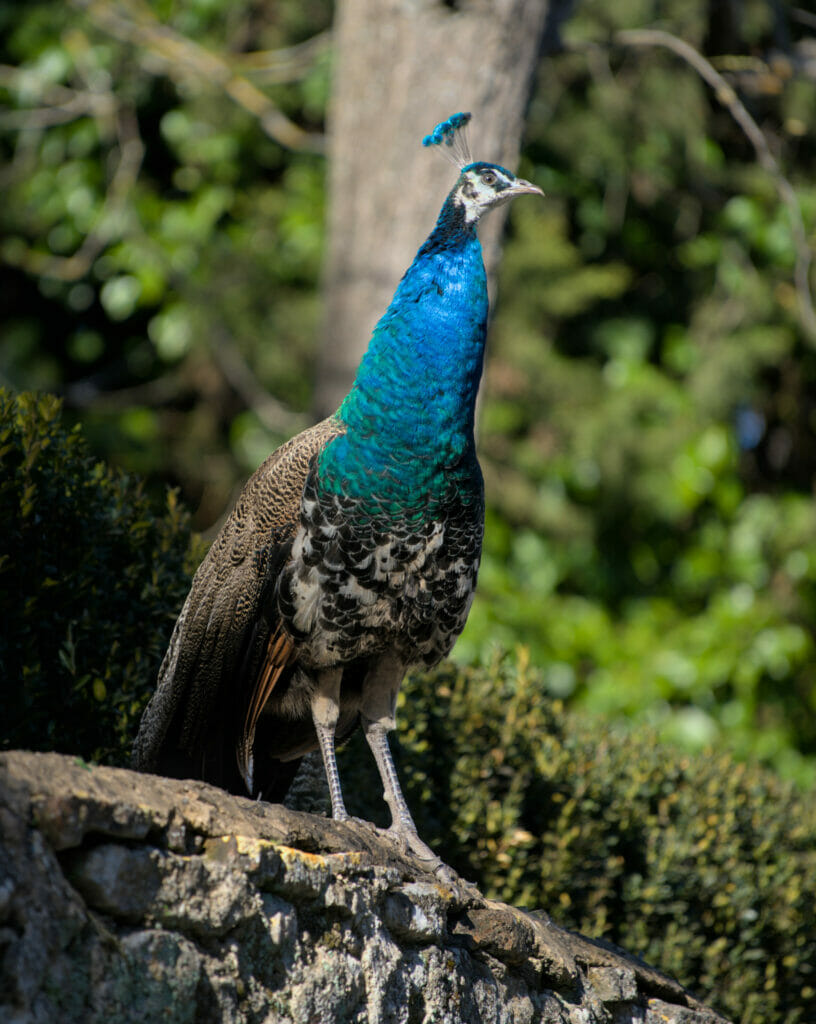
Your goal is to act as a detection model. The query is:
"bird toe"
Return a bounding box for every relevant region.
[385,824,456,882]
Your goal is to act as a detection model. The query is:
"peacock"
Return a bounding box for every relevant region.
[132,112,543,869]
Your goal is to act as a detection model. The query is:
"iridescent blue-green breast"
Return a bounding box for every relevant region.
[320,204,486,499]
[276,197,489,669]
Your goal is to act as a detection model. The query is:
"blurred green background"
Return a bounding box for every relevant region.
[3,0,815,784]
[3,2,816,1020]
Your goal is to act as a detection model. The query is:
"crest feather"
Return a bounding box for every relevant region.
[422,112,472,169]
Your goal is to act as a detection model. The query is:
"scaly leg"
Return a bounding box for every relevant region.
[311,668,348,821]
[362,717,418,835]
[360,655,450,875]
[362,713,450,874]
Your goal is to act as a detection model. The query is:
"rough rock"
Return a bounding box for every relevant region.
[0,751,732,1024]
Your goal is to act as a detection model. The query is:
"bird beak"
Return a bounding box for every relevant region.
[509,178,545,198]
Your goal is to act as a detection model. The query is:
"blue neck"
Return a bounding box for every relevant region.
[321,195,488,512]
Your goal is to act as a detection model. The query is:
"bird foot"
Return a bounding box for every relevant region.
[383,824,458,885]
[336,816,458,885]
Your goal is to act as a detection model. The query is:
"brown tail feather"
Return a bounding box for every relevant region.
[236,626,297,792]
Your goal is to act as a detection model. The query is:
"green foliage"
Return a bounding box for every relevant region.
[3,4,816,1017]
[0,0,330,519]
[455,0,816,786]
[3,0,816,784]
[341,653,816,1024]
[0,389,198,763]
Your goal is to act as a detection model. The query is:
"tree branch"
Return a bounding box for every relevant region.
[210,328,305,436]
[2,101,144,281]
[71,0,324,153]
[612,27,816,348]
[231,31,331,83]
[0,65,116,128]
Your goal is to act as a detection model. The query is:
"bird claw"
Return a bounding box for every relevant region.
[334,816,455,882]
[384,824,458,884]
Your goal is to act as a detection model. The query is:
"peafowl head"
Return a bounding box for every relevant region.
[423,112,543,225]
[453,162,543,223]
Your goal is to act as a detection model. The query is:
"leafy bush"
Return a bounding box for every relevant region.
[0,389,197,763]
[341,652,816,1024]
[3,390,812,1022]
[460,194,816,788]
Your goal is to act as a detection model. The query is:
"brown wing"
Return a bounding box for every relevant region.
[132,416,344,791]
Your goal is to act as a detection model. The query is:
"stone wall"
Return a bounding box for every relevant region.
[0,751,731,1023]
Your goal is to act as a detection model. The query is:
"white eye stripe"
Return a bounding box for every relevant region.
[455,168,514,222]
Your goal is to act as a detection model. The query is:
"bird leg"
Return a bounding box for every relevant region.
[311,669,349,821]
[358,654,411,824]
[359,655,448,874]
[362,714,450,874]
[362,716,418,836]
[311,657,452,879]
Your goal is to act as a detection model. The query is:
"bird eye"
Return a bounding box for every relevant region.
[481,171,496,186]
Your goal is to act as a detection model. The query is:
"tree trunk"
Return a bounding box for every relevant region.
[314,0,557,418]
